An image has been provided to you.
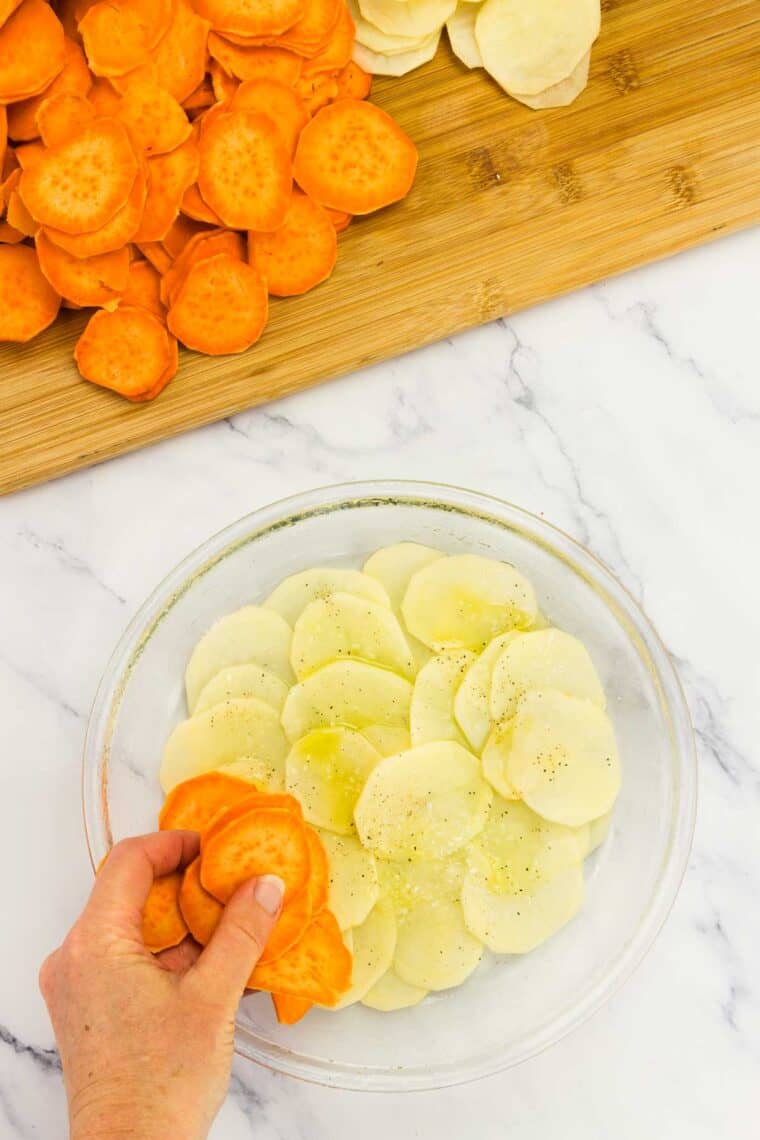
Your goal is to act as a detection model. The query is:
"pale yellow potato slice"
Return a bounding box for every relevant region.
[410,650,476,746]
[462,856,584,952]
[290,591,415,680]
[185,606,293,710]
[394,899,483,990]
[216,756,286,793]
[342,928,354,953]
[490,628,606,724]
[363,541,444,670]
[475,0,600,96]
[587,811,612,854]
[377,854,465,913]
[354,741,491,861]
[359,0,456,38]
[504,690,621,826]
[348,0,431,54]
[285,727,381,834]
[482,721,521,799]
[160,698,288,792]
[510,51,590,109]
[331,897,397,1008]
[453,631,521,751]
[362,968,428,1011]
[264,566,390,627]
[361,724,412,756]
[280,660,413,742]
[194,664,289,715]
[446,4,482,68]
[353,34,441,76]
[319,830,380,929]
[402,554,537,651]
[468,795,586,895]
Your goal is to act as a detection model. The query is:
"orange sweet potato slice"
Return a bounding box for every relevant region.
[293,70,337,114]
[135,240,173,274]
[250,189,336,296]
[198,109,291,231]
[301,1,354,74]
[249,909,352,1002]
[41,162,146,256]
[0,0,66,104]
[334,59,371,100]
[325,205,351,232]
[194,0,306,38]
[272,993,312,1024]
[0,220,24,243]
[13,141,44,169]
[294,99,417,214]
[305,826,329,912]
[152,0,211,104]
[0,107,6,170]
[74,305,173,398]
[19,117,139,233]
[5,187,38,235]
[258,884,312,965]
[134,131,199,242]
[37,93,95,147]
[0,0,23,31]
[208,59,240,103]
[0,243,60,341]
[35,229,129,305]
[182,78,215,113]
[276,0,341,56]
[79,0,150,78]
[118,257,164,317]
[6,37,92,144]
[161,213,211,259]
[129,332,178,401]
[143,870,188,952]
[0,164,20,211]
[179,857,224,944]
[88,77,123,117]
[230,78,309,156]
[201,791,303,848]
[200,806,311,904]
[117,71,192,155]
[167,251,268,353]
[160,226,245,306]
[159,771,257,832]
[180,180,223,225]
[127,0,175,51]
[207,37,302,85]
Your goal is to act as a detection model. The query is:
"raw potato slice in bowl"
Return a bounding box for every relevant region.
[353,35,441,77]
[281,659,413,741]
[453,631,521,751]
[475,0,601,96]
[377,853,465,912]
[490,628,606,724]
[481,721,521,800]
[446,4,482,69]
[290,591,415,680]
[160,698,288,792]
[362,968,428,1011]
[402,554,537,651]
[587,811,612,854]
[285,727,381,834]
[265,567,391,627]
[410,650,476,746]
[363,542,444,672]
[361,724,412,756]
[194,664,289,715]
[468,795,587,895]
[318,830,380,929]
[394,899,483,990]
[354,740,492,861]
[503,690,621,826]
[329,896,397,1007]
[185,605,294,710]
[216,755,286,793]
[358,0,456,38]
[510,51,590,109]
[462,857,584,953]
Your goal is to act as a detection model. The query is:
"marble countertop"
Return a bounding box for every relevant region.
[2,227,758,1138]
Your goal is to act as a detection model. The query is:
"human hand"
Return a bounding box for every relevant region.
[39,831,284,1140]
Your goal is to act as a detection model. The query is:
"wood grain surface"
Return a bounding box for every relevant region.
[2,0,759,494]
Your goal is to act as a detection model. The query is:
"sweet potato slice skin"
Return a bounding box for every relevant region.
[0,243,60,341]
[159,770,257,833]
[200,806,311,904]
[167,250,268,354]
[143,870,188,953]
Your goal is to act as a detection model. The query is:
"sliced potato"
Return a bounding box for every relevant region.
[264,566,390,627]
[468,796,586,894]
[481,722,521,800]
[453,631,521,751]
[291,591,415,680]
[362,968,428,1011]
[361,724,412,756]
[319,830,380,929]
[510,51,590,109]
[363,541,443,670]
[331,897,397,1008]
[285,727,381,834]
[446,4,482,69]
[353,34,441,76]
[359,0,457,39]
[504,690,621,826]
[342,927,354,953]
[354,741,491,861]
[587,811,612,854]
[394,899,482,990]
[348,0,433,55]
[194,664,289,715]
[185,606,293,710]
[462,857,584,953]
[215,755,286,793]
[377,854,465,913]
[410,650,476,746]
[475,0,600,96]
[402,554,537,651]
[160,698,288,792]
[281,660,413,742]
[490,628,605,724]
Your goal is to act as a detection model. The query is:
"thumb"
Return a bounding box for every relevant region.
[190,875,284,1006]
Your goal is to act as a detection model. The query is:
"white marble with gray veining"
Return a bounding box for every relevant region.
[1,227,759,1138]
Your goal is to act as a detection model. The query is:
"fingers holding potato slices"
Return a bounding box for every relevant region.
[410,650,476,746]
[286,727,381,834]
[490,629,606,724]
[402,554,537,651]
[462,859,584,953]
[185,605,294,710]
[319,830,380,929]
[194,664,290,715]
[281,660,413,741]
[291,591,415,680]
[329,896,397,1007]
[453,631,521,751]
[264,567,391,627]
[354,741,491,861]
[394,899,483,990]
[362,968,428,1011]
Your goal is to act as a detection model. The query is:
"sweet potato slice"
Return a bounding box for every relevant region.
[135,240,173,274]
[272,993,312,1024]
[208,60,239,103]
[37,93,95,148]
[180,181,223,225]
[161,213,210,259]
[249,909,352,1002]
[5,187,38,235]
[0,107,5,170]
[0,0,23,31]
[127,0,175,50]
[117,71,192,155]
[0,0,65,104]
[0,243,60,341]
[0,220,24,243]
[118,257,164,317]
[202,791,304,848]
[42,162,146,256]
[134,131,199,242]
[143,870,188,953]
[198,109,291,230]
[230,78,309,157]
[152,0,211,104]
[182,78,215,113]
[325,206,351,232]
[207,37,302,85]
[130,333,178,401]
[167,250,268,353]
[258,885,312,965]
[35,229,129,306]
[179,857,224,944]
[74,305,173,398]
[160,226,245,306]
[159,770,257,833]
[293,99,417,214]
[19,117,138,234]
[250,189,336,296]
[79,0,150,78]
[305,826,329,911]
[276,0,341,55]
[200,806,311,903]
[13,141,44,169]
[301,1,354,74]
[334,59,371,100]
[88,77,123,117]
[293,70,337,114]
[6,37,92,143]
[194,0,306,38]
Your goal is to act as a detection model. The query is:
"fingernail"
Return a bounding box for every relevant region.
[254,875,284,916]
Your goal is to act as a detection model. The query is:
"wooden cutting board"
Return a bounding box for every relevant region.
[2,0,759,494]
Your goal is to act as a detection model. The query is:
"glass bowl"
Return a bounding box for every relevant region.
[82,481,696,1091]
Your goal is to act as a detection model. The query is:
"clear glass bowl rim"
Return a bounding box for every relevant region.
[82,479,697,1092]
